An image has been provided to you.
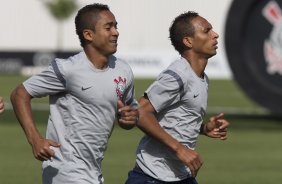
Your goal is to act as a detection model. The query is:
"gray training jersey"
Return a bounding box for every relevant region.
[136,57,209,182]
[23,51,138,184]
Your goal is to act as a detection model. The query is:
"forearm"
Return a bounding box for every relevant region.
[137,113,182,153]
[10,85,42,145]
[0,96,4,113]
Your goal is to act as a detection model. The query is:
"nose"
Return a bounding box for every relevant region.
[213,30,219,39]
[113,27,119,37]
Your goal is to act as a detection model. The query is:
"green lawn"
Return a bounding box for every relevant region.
[105,120,282,184]
[1,119,281,184]
[0,75,281,184]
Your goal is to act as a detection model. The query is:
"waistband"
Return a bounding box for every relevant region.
[134,164,197,184]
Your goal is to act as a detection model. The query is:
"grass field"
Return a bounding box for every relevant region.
[0,75,282,184]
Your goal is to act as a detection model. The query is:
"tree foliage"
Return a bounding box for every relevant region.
[42,0,78,50]
[45,0,78,21]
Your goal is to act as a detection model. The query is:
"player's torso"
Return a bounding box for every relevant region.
[163,58,208,117]
[65,59,129,107]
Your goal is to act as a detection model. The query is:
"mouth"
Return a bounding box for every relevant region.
[110,39,118,45]
[213,41,218,49]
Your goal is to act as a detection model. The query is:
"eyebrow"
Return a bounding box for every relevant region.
[104,21,118,27]
[201,24,212,32]
[206,26,212,31]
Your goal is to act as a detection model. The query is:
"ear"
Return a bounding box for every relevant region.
[183,37,193,49]
[83,29,94,42]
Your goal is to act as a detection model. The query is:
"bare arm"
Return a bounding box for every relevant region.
[10,84,60,161]
[0,96,4,113]
[137,96,203,177]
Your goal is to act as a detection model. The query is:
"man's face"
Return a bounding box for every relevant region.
[91,11,119,56]
[190,16,219,58]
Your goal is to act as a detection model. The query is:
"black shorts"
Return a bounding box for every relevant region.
[125,165,198,184]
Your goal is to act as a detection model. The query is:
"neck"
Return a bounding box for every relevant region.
[181,52,208,78]
[84,47,109,69]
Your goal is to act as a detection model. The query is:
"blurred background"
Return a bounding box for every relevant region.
[0,0,232,78]
[0,0,281,183]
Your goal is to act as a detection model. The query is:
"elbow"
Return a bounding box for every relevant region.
[10,87,18,106]
[10,85,31,107]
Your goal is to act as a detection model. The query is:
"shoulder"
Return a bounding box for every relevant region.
[49,52,86,83]
[53,52,87,73]
[111,55,131,68]
[110,55,133,74]
[161,58,188,80]
[55,51,85,67]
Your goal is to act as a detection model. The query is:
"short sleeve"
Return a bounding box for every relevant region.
[145,70,184,113]
[23,61,66,98]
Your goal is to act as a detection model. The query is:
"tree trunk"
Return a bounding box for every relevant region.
[57,20,63,51]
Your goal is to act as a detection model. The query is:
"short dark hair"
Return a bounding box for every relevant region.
[75,3,110,47]
[169,11,199,54]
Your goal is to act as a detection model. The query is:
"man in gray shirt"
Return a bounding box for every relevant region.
[10,3,138,184]
[125,11,229,184]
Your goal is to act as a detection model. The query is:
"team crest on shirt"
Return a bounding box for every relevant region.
[114,76,126,100]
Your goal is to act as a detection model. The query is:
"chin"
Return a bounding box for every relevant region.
[107,49,117,56]
[206,52,217,59]
[111,50,117,55]
[211,50,217,56]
